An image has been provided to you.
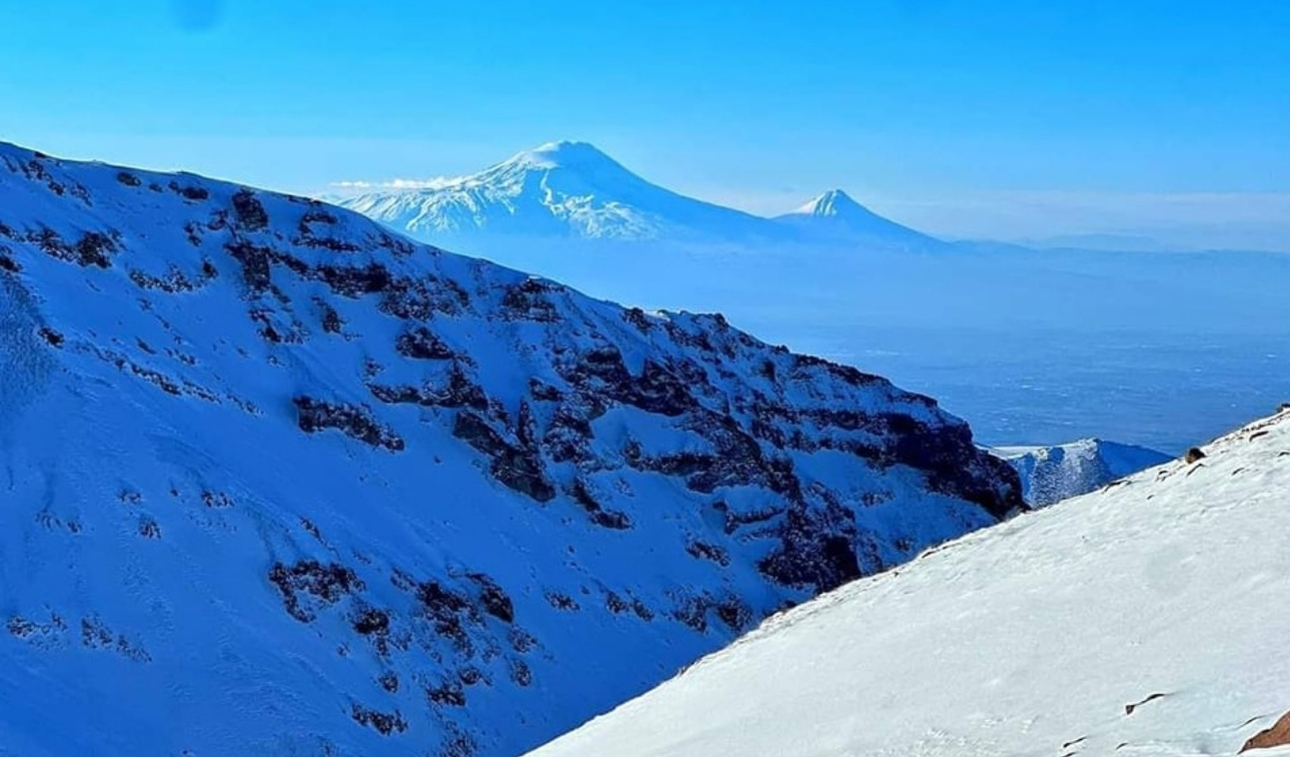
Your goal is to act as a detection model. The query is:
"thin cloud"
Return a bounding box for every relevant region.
[330,178,455,190]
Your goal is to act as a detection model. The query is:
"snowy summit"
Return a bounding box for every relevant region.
[338,141,776,244]
[774,188,944,249]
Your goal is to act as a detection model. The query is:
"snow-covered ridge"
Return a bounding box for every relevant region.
[338,141,778,243]
[526,408,1290,757]
[992,438,1172,506]
[0,142,1020,757]
[336,142,940,249]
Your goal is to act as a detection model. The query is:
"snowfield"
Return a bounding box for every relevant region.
[527,408,1290,757]
[0,142,1021,757]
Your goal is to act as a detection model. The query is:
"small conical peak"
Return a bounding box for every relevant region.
[795,189,866,218]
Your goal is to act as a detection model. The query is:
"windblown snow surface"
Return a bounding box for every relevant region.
[0,143,1022,757]
[528,408,1290,757]
[992,438,1172,506]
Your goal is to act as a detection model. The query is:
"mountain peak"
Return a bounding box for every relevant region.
[795,189,866,218]
[507,140,623,172]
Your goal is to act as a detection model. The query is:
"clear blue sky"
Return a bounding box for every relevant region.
[3,0,1288,247]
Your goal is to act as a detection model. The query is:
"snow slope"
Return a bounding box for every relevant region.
[993,438,1172,506]
[526,407,1290,757]
[337,141,783,244]
[0,143,1021,757]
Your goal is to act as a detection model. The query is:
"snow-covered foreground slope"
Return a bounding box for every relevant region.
[993,438,1172,506]
[528,408,1290,757]
[0,143,1022,757]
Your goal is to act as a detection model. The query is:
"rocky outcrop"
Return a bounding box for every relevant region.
[0,142,1021,757]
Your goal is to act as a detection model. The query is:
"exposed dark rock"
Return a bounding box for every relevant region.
[528,379,564,402]
[502,278,561,322]
[269,560,364,623]
[1242,710,1290,753]
[887,417,1023,519]
[569,479,632,530]
[396,326,455,360]
[316,298,344,334]
[510,659,533,687]
[545,591,579,611]
[38,326,64,348]
[1185,447,1207,464]
[231,189,270,231]
[317,262,392,298]
[453,411,554,502]
[686,540,731,566]
[294,396,405,452]
[224,240,273,294]
[605,592,630,614]
[467,573,514,623]
[353,607,391,637]
[377,274,470,319]
[369,364,490,413]
[169,181,209,201]
[30,228,119,268]
[758,502,863,592]
[415,581,477,651]
[115,171,142,187]
[350,703,407,735]
[427,681,467,707]
[671,594,710,633]
[714,596,752,631]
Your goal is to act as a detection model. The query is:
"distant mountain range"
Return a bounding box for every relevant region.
[336,141,945,250]
[526,410,1290,757]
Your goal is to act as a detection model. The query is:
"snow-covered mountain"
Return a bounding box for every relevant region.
[0,143,1022,757]
[773,189,945,250]
[337,141,782,245]
[526,408,1290,757]
[992,438,1172,506]
[335,142,939,251]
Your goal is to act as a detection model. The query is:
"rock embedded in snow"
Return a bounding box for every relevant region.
[0,142,1020,757]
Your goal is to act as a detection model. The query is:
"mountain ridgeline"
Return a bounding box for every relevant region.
[0,142,1019,757]
[337,141,945,250]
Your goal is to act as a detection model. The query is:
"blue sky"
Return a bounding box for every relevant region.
[2,0,1288,247]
